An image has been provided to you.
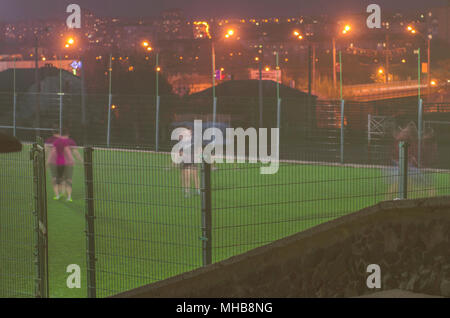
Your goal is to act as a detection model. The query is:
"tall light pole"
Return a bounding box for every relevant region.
[332,24,352,95]
[32,26,51,137]
[332,37,337,91]
[194,21,235,126]
[407,26,432,99]
[155,53,161,151]
[142,40,161,150]
[254,54,264,128]
[65,36,88,143]
[293,31,314,96]
[33,33,41,137]
[385,34,390,83]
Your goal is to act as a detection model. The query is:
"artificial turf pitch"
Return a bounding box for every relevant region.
[1,146,448,297]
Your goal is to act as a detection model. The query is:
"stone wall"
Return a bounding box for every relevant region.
[114,197,450,298]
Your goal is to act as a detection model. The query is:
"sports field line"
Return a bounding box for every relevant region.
[91,146,450,173]
[21,142,450,174]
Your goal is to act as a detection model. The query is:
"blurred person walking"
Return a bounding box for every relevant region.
[51,129,82,202]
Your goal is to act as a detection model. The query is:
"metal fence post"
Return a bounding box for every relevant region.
[340,99,345,164]
[418,98,423,169]
[201,161,212,266]
[31,139,49,298]
[13,92,17,137]
[107,54,113,147]
[398,141,409,199]
[13,58,17,137]
[155,96,160,152]
[59,93,63,136]
[367,114,371,163]
[84,147,97,298]
[277,98,282,130]
[107,94,112,147]
[213,97,217,127]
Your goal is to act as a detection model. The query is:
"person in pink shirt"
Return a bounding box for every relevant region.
[51,129,82,202]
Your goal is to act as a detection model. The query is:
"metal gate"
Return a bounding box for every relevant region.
[31,141,49,297]
[0,141,48,297]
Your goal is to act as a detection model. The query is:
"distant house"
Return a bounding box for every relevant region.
[160,79,318,154]
[0,66,82,128]
[172,80,317,131]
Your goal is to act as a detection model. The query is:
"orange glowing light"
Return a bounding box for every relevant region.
[193,21,211,39]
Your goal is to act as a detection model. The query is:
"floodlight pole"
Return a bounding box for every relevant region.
[13,58,16,137]
[34,34,41,137]
[339,51,343,100]
[385,34,390,83]
[258,45,263,128]
[332,37,337,93]
[339,51,345,164]
[59,56,63,136]
[80,55,87,145]
[418,48,421,100]
[155,53,160,152]
[276,52,281,131]
[211,38,217,127]
[427,37,431,100]
[107,54,113,147]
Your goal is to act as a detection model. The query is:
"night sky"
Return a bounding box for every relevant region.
[0,0,448,21]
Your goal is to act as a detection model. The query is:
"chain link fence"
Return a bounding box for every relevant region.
[1,92,450,297]
[0,142,48,297]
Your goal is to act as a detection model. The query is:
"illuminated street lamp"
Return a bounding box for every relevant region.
[333,24,352,91]
[407,25,432,98]
[194,21,236,125]
[293,30,315,96]
[225,29,234,38]
[64,37,76,50]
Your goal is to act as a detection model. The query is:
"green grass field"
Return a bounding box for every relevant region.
[1,145,449,298]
